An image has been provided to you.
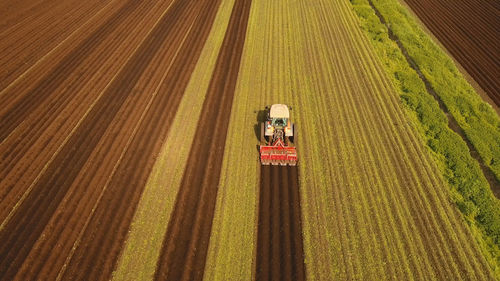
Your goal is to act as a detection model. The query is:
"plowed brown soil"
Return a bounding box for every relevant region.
[0,0,111,91]
[256,165,305,281]
[0,0,220,279]
[403,0,500,106]
[153,0,252,280]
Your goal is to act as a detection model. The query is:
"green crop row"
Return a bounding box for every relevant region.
[350,0,500,275]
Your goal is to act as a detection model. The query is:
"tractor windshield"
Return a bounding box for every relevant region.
[272,118,287,127]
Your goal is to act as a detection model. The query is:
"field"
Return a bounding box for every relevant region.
[0,0,497,280]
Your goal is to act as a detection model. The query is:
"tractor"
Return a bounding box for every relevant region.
[259,104,297,166]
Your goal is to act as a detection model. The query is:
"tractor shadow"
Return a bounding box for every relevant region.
[254,109,267,152]
[253,109,267,141]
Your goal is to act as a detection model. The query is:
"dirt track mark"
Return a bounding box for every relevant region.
[256,165,305,281]
[153,0,252,280]
[0,0,219,279]
[403,0,500,106]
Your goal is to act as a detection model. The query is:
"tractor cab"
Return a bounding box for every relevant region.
[265,104,293,138]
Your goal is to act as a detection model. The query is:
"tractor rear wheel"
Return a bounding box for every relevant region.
[290,124,296,144]
[260,123,266,145]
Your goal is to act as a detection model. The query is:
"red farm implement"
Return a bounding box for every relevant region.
[259,104,297,166]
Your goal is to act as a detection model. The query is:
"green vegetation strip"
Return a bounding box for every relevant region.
[350,0,500,275]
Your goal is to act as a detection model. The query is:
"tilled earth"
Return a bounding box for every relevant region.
[257,165,305,281]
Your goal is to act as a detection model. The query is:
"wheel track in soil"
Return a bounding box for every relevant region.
[153,0,251,279]
[403,0,500,105]
[256,165,305,281]
[0,0,221,279]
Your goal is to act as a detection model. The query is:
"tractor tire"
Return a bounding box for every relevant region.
[260,123,266,145]
[290,124,296,144]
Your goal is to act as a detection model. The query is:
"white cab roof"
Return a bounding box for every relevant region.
[269,104,289,118]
